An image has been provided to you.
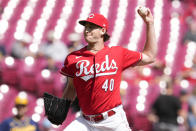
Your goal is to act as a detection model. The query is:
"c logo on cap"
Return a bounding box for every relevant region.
[88,14,94,19]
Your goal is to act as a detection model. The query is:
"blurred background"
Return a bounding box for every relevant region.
[0,0,196,131]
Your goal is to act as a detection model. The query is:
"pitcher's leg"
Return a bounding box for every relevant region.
[91,106,132,131]
[64,116,92,131]
[115,108,132,131]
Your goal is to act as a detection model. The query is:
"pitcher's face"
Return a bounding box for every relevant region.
[84,23,103,43]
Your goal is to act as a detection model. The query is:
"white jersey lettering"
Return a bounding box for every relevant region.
[75,55,118,81]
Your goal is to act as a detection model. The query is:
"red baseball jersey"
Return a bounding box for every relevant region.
[60,46,142,115]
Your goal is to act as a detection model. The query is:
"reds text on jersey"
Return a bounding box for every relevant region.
[60,46,142,115]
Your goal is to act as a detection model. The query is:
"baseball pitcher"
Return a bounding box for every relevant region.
[44,6,157,131]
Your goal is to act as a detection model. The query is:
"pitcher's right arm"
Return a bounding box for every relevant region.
[62,77,77,101]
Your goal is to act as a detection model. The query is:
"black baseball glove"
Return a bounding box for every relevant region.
[43,92,71,125]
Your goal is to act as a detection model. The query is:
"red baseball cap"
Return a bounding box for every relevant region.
[79,13,109,30]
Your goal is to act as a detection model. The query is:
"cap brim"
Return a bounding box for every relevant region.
[79,20,87,26]
[79,20,102,28]
[15,104,27,106]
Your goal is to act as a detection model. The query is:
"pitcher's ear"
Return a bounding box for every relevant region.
[101,28,106,35]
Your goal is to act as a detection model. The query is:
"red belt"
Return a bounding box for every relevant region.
[83,110,115,122]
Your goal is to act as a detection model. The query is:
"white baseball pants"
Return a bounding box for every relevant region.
[64,105,132,131]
